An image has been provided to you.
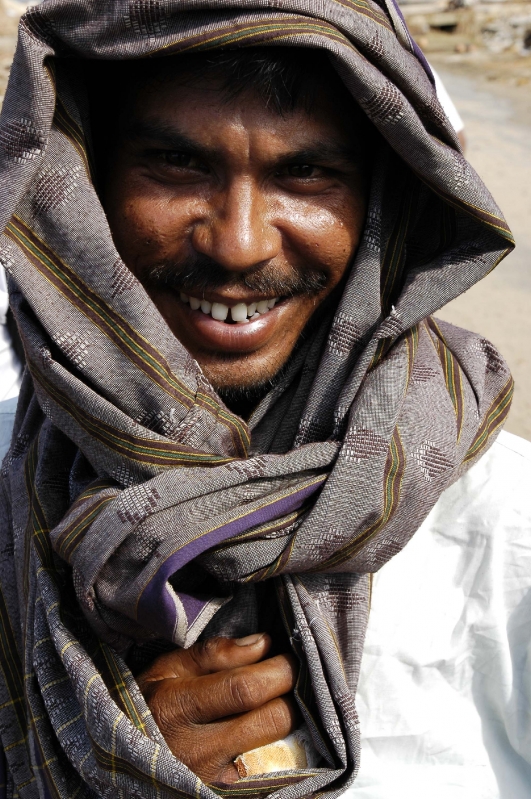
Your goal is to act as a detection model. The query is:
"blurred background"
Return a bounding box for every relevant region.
[401,0,531,441]
[0,0,529,439]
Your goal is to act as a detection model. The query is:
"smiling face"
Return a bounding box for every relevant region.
[99,56,368,400]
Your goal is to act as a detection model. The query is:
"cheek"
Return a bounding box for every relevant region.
[104,174,194,267]
[278,193,366,284]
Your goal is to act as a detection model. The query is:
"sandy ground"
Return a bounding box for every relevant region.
[431,54,531,440]
[0,14,529,438]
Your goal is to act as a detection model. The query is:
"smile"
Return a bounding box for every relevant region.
[174,291,288,353]
[179,293,279,323]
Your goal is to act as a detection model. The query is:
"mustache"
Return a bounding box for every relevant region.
[142,255,328,297]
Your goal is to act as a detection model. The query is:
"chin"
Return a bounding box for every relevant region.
[199,351,289,395]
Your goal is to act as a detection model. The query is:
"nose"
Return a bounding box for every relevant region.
[191,178,281,272]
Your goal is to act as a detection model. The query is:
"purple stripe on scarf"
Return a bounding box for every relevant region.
[410,40,435,84]
[387,0,435,84]
[137,479,324,639]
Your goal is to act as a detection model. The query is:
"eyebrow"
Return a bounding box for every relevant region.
[123,119,361,166]
[275,145,360,166]
[123,120,218,161]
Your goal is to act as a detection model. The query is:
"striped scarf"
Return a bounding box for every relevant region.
[0,1,513,797]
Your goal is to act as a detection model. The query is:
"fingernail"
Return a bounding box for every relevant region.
[234,633,264,647]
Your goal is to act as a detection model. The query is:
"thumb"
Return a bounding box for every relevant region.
[138,633,271,684]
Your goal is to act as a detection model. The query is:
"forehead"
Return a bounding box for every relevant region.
[126,72,360,148]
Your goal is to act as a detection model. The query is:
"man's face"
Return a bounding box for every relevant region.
[102,71,367,394]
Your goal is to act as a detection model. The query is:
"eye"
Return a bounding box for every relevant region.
[163,151,205,170]
[286,164,316,178]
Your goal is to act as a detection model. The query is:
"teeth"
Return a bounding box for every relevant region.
[231,303,248,323]
[180,293,280,322]
[256,300,269,314]
[211,302,229,321]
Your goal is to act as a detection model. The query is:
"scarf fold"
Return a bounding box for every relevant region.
[0,1,513,797]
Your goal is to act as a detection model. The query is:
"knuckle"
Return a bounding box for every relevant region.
[171,684,199,726]
[227,672,261,710]
[262,700,294,739]
[154,703,178,735]
[148,692,173,731]
[148,683,189,730]
[189,636,223,668]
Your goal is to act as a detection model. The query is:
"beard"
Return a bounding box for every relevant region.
[141,253,328,299]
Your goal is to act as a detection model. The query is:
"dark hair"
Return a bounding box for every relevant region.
[88,47,354,117]
[188,47,334,113]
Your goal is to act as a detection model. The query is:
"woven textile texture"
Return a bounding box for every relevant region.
[0,1,514,798]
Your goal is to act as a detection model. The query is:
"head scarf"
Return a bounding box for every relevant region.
[0,1,514,798]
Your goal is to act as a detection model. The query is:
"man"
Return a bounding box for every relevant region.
[0,1,518,798]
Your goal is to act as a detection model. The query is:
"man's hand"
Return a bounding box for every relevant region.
[137,633,298,784]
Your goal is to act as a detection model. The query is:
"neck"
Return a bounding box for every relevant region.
[217,385,270,420]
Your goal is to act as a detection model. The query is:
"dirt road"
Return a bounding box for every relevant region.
[432,57,531,440]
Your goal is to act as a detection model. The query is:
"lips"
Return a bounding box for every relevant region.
[175,291,286,353]
[180,292,279,323]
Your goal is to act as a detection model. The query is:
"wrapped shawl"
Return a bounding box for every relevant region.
[0,1,514,798]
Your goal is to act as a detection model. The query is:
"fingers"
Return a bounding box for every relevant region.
[165,695,298,785]
[219,694,299,762]
[138,634,272,688]
[136,637,300,785]
[156,653,298,725]
[187,634,273,676]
